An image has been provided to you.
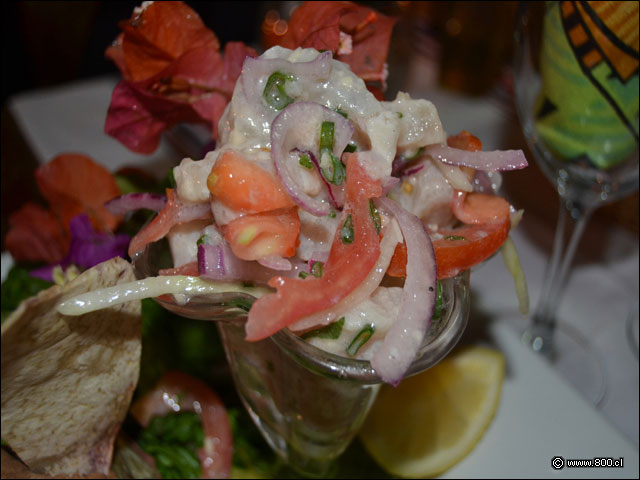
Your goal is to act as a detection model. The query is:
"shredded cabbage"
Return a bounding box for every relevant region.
[500,236,530,315]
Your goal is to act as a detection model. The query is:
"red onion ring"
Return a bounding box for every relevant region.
[372,197,437,385]
[198,242,307,284]
[104,193,167,216]
[271,102,354,216]
[425,144,528,172]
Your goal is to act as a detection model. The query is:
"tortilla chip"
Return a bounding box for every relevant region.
[0,449,114,479]
[1,257,142,477]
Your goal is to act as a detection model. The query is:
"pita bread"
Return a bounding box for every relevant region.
[1,257,141,477]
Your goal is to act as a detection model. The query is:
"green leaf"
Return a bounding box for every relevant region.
[138,411,204,479]
[1,265,53,322]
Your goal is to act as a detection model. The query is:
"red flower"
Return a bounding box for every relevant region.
[4,154,121,265]
[274,1,397,89]
[105,1,257,154]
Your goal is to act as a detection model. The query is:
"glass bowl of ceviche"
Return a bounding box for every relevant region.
[128,237,470,477]
[57,16,529,475]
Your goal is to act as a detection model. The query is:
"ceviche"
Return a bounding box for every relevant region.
[58,44,528,385]
[1,2,533,478]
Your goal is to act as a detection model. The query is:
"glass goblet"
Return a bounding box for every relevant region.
[133,240,470,478]
[513,2,639,404]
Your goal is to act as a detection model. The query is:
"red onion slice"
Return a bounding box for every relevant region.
[271,102,354,216]
[241,51,333,111]
[295,149,344,210]
[105,193,167,216]
[425,144,528,172]
[372,197,437,385]
[258,255,292,271]
[198,242,307,284]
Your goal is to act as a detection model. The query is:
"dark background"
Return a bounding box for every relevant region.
[1,1,636,241]
[1,1,267,107]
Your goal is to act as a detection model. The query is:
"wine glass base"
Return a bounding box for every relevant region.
[521,321,607,407]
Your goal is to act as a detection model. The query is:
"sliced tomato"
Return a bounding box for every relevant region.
[245,153,382,341]
[446,130,482,151]
[207,150,295,213]
[389,169,512,279]
[130,371,233,479]
[223,207,300,261]
[128,188,212,257]
[433,218,510,278]
[451,191,511,225]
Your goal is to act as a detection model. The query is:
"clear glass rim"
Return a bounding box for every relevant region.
[270,271,470,384]
[133,239,471,385]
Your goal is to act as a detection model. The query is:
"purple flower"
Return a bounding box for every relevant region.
[31,214,130,282]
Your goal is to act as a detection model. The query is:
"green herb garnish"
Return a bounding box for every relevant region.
[406,146,425,161]
[311,261,324,278]
[138,411,204,479]
[335,108,348,118]
[263,71,295,110]
[301,317,345,340]
[341,214,354,244]
[346,324,375,356]
[320,121,335,151]
[432,280,443,321]
[343,142,357,153]
[319,121,346,185]
[444,235,466,241]
[196,234,208,246]
[369,199,381,234]
[298,153,314,170]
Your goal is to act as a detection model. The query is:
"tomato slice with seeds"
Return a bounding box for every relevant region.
[387,217,509,280]
[245,154,382,341]
[130,371,232,479]
[223,207,300,261]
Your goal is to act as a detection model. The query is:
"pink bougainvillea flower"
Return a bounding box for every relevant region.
[4,153,122,267]
[275,1,396,89]
[30,214,131,282]
[105,1,257,154]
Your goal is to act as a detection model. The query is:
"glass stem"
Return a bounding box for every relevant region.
[525,199,595,355]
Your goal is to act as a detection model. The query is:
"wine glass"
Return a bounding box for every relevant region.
[512,2,639,404]
[133,239,471,478]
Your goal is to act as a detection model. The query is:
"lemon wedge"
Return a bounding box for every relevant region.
[359,346,505,478]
